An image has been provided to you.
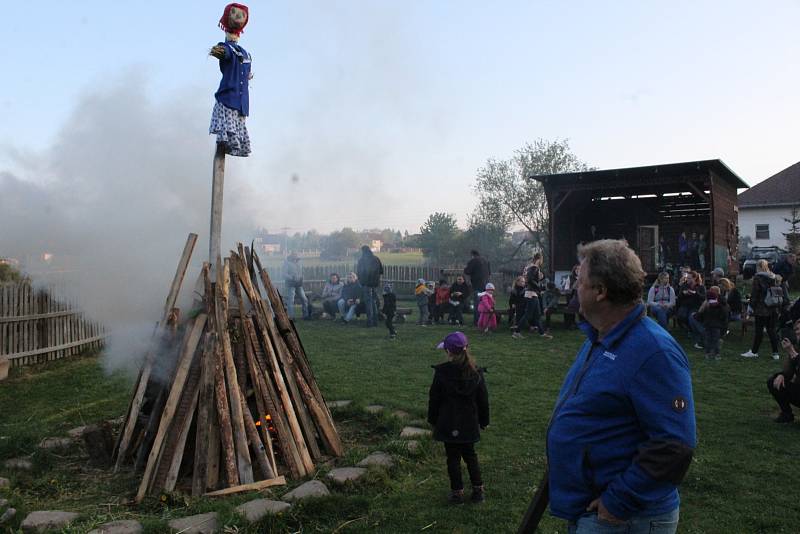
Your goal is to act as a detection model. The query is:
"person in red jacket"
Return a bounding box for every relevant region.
[433,279,452,325]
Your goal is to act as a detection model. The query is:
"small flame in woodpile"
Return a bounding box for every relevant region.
[255,414,275,431]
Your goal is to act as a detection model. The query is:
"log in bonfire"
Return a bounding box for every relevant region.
[112,234,342,501]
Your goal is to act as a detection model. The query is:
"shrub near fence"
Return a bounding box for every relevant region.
[0,282,105,368]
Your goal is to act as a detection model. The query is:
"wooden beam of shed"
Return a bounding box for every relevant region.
[686,182,710,203]
[551,190,572,216]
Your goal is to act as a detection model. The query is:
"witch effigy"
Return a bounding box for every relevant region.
[209,3,252,157]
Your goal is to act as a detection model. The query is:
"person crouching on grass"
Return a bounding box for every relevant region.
[767,319,800,423]
[477,283,498,333]
[427,332,489,504]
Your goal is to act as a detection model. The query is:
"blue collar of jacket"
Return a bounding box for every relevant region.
[578,303,646,350]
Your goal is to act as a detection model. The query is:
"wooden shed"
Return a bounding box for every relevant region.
[532,159,748,277]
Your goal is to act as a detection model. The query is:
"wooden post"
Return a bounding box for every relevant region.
[209,144,226,269]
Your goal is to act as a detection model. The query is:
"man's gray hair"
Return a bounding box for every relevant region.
[578,239,645,305]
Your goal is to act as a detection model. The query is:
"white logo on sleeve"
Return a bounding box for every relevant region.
[602,351,617,361]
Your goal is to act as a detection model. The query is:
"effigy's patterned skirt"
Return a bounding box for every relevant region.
[209,101,251,157]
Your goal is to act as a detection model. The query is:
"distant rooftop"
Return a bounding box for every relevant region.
[738,161,800,209]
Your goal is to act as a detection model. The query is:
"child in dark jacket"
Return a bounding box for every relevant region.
[427,332,490,504]
[382,283,397,339]
[542,282,561,330]
[508,276,527,327]
[448,275,471,326]
[694,286,729,360]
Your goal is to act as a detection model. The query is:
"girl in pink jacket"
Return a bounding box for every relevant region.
[477,283,498,333]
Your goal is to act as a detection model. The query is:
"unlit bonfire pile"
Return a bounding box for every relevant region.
[112,234,342,502]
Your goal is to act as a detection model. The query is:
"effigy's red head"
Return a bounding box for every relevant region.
[219,3,249,36]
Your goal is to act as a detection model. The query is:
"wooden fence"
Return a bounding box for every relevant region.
[0,282,105,368]
[267,263,455,297]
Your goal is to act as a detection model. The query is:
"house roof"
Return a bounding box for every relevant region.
[531,159,749,190]
[738,161,800,209]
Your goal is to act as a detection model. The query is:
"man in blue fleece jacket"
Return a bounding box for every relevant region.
[547,239,696,534]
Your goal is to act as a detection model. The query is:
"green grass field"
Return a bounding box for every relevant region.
[0,316,798,533]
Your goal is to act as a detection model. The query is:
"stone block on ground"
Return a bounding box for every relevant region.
[0,498,8,509]
[38,437,73,450]
[282,480,330,502]
[167,512,218,534]
[326,400,352,409]
[357,451,394,469]
[406,440,421,453]
[20,510,80,532]
[327,467,367,484]
[4,457,33,470]
[400,426,431,438]
[66,426,88,439]
[0,508,16,525]
[364,404,384,414]
[0,359,9,381]
[235,499,291,522]
[88,519,143,534]
[391,410,409,419]
[0,477,9,488]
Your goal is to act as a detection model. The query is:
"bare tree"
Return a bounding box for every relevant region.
[473,139,591,251]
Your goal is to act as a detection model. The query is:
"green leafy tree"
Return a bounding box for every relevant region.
[473,138,591,253]
[321,228,360,260]
[419,212,461,265]
[0,263,21,283]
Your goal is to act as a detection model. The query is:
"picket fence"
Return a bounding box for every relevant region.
[0,282,105,368]
[267,263,460,297]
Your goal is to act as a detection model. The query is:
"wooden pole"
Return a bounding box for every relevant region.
[209,144,226,270]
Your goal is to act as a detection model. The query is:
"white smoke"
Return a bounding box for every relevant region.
[0,70,265,375]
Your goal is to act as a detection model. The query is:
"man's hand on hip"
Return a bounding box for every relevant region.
[587,498,625,524]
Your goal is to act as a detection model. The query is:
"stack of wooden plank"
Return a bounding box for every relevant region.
[112,234,342,501]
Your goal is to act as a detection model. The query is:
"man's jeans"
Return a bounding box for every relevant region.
[568,507,679,534]
[363,287,378,327]
[285,285,309,319]
[649,305,672,330]
[472,291,481,325]
[337,298,358,322]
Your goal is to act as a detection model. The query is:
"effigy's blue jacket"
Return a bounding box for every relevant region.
[215,41,251,116]
[546,304,696,521]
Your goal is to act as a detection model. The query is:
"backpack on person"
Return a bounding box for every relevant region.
[763,280,784,308]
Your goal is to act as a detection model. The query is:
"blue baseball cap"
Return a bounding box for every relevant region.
[436,331,469,352]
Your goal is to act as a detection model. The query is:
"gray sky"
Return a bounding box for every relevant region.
[3,0,799,236]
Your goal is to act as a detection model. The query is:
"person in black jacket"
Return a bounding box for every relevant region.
[428,332,490,504]
[464,250,491,326]
[767,319,800,423]
[694,286,729,360]
[508,276,527,327]
[356,245,384,328]
[448,275,471,326]
[382,283,397,339]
